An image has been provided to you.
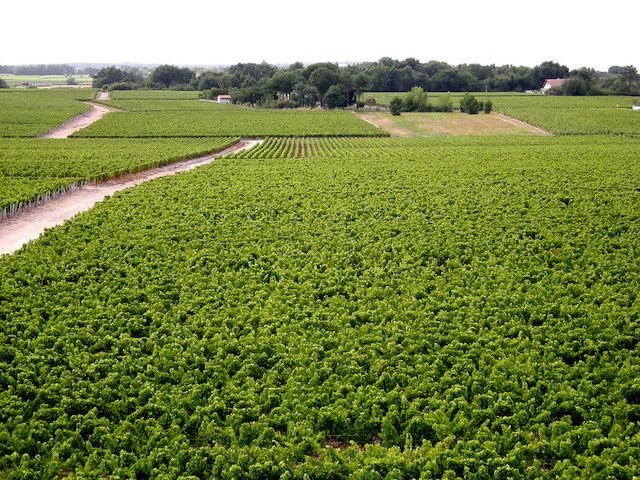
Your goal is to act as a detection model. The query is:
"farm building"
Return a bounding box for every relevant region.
[540,78,565,94]
[217,95,232,104]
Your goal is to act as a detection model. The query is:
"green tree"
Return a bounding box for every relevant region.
[197,71,222,90]
[0,78,8,89]
[151,65,196,89]
[269,72,301,99]
[353,72,371,107]
[532,60,570,88]
[291,81,319,107]
[323,84,348,109]
[389,97,403,116]
[228,61,277,83]
[562,77,589,96]
[92,66,125,88]
[619,65,639,94]
[403,86,429,112]
[308,67,341,98]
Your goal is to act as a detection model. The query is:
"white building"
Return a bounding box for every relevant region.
[540,78,565,94]
[217,95,232,104]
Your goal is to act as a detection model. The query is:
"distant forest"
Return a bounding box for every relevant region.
[2,58,639,108]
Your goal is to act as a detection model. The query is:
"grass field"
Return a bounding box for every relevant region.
[0,74,93,87]
[355,111,548,137]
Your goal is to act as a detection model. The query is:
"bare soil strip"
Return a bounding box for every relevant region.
[0,139,262,256]
[37,101,121,139]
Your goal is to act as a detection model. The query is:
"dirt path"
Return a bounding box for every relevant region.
[0,139,262,256]
[37,100,121,138]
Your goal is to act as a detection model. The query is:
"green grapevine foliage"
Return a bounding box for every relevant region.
[1,135,638,479]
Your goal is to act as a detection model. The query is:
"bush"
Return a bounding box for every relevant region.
[436,94,453,112]
[403,86,429,112]
[107,82,136,91]
[389,97,403,116]
[199,88,226,100]
[460,93,482,114]
[484,100,493,114]
[364,96,377,107]
[274,99,299,109]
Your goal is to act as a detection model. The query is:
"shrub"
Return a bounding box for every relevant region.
[107,82,136,91]
[364,96,377,107]
[484,100,493,114]
[403,86,429,112]
[460,93,482,114]
[389,97,403,116]
[436,94,453,112]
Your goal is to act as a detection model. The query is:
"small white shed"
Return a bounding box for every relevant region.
[217,95,232,104]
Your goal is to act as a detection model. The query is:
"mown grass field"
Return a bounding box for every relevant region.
[0,74,93,87]
[0,89,639,479]
[355,111,548,137]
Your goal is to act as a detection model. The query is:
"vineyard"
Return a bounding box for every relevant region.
[491,96,640,135]
[72,107,387,138]
[0,89,639,479]
[0,138,239,214]
[0,89,96,138]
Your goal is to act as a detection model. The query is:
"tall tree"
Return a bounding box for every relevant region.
[92,66,127,88]
[151,65,196,88]
[619,65,640,93]
[532,61,570,88]
[308,67,341,97]
[323,84,348,109]
[269,72,300,99]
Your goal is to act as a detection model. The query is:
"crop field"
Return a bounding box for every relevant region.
[98,99,230,112]
[0,138,239,213]
[2,136,640,478]
[108,90,201,100]
[492,96,640,135]
[0,89,639,479]
[0,89,96,137]
[225,134,639,159]
[0,89,245,215]
[73,103,388,138]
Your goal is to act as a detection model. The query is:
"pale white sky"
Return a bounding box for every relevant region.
[4,0,638,71]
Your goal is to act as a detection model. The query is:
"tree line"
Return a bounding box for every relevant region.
[12,58,639,108]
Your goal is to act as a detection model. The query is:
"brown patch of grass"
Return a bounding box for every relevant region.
[355,111,549,137]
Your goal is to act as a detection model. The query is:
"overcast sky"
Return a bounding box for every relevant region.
[4,0,638,71]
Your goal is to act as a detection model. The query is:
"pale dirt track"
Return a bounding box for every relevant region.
[37,100,121,138]
[0,140,262,256]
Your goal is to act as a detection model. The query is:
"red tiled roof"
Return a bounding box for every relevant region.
[543,78,565,87]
